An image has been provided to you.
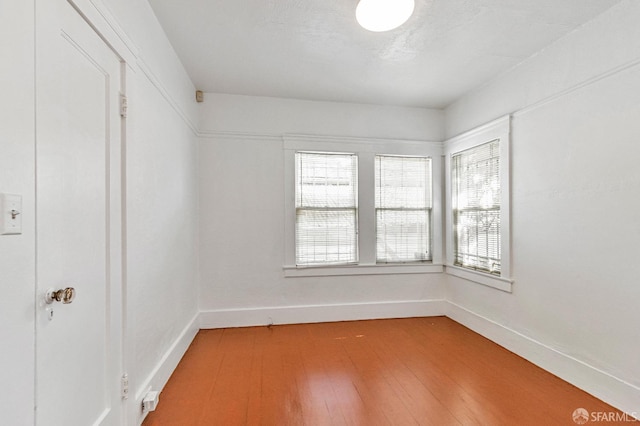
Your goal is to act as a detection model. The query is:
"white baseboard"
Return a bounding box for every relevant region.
[135,313,199,424]
[446,301,640,418]
[199,299,447,329]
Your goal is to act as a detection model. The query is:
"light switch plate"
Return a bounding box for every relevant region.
[0,193,22,235]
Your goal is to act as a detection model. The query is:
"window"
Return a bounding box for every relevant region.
[284,134,443,277]
[445,116,512,292]
[375,155,432,263]
[451,141,500,274]
[295,152,358,266]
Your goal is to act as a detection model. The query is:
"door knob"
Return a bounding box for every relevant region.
[45,287,76,304]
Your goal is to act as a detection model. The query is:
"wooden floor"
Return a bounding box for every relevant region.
[143,317,623,425]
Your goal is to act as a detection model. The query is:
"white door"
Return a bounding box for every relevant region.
[35,0,124,425]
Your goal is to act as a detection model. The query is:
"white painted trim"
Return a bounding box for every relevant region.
[285,132,445,146]
[446,302,640,418]
[359,151,376,264]
[284,133,443,155]
[431,155,444,266]
[445,115,509,149]
[283,263,444,277]
[445,264,512,292]
[512,56,640,119]
[283,147,296,268]
[444,115,512,286]
[283,136,444,270]
[199,300,446,329]
[198,130,282,141]
[198,132,445,147]
[136,59,198,135]
[67,0,138,64]
[68,0,198,138]
[135,313,199,424]
[445,115,510,144]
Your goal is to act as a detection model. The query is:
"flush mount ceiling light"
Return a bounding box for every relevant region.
[356,0,415,32]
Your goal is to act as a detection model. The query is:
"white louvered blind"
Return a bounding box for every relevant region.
[375,155,431,263]
[452,140,501,275]
[295,152,358,266]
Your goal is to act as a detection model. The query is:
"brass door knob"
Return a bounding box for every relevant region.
[45,287,76,304]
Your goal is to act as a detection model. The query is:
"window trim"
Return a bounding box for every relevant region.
[444,116,513,292]
[284,134,444,277]
[283,263,443,278]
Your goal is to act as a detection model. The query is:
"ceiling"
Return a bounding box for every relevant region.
[148,0,621,108]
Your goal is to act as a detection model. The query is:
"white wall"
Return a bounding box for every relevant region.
[445,0,640,138]
[5,0,636,422]
[98,0,200,422]
[126,64,199,422]
[0,2,35,425]
[198,95,447,327]
[0,0,199,423]
[445,0,640,415]
[200,93,444,141]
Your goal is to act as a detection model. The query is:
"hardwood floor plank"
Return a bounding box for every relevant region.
[296,324,347,426]
[371,319,499,425]
[309,322,392,426]
[335,321,456,426]
[358,320,477,425]
[199,327,258,425]
[406,317,621,425]
[143,317,626,426]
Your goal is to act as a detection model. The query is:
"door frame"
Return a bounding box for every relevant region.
[63,1,146,423]
[35,0,135,423]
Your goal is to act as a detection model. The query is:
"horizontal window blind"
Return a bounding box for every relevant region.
[295,152,358,266]
[452,140,501,274]
[375,155,431,263]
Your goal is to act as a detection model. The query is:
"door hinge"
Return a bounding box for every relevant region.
[121,373,129,399]
[120,94,128,118]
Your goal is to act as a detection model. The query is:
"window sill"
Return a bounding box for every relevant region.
[284,263,444,278]
[445,264,513,293]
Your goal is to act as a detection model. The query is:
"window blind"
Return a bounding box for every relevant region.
[452,140,501,274]
[295,152,358,266]
[375,155,431,263]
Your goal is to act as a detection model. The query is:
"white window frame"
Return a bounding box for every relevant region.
[445,116,513,292]
[284,134,443,277]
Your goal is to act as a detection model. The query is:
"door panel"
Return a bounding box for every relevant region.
[36,0,123,424]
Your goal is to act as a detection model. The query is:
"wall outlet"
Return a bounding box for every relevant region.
[0,193,22,235]
[142,390,160,412]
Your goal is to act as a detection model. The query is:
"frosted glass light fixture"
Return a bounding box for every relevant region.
[356,0,415,32]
